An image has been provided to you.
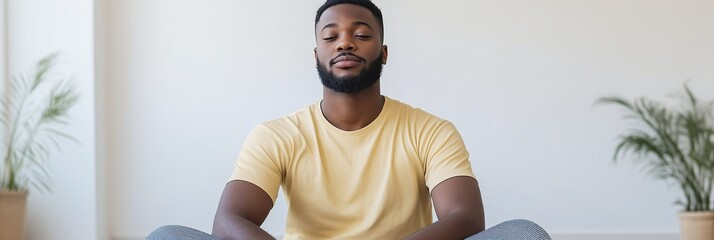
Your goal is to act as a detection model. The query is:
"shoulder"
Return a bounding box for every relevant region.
[386,97,454,131]
[255,101,320,139]
[241,102,320,160]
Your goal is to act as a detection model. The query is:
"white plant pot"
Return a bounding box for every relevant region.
[679,211,714,240]
[0,190,27,240]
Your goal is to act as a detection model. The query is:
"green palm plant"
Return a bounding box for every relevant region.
[597,84,714,211]
[0,54,80,192]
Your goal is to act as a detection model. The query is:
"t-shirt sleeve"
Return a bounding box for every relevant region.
[423,121,476,192]
[230,124,285,203]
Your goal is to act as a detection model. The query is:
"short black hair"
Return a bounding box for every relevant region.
[315,0,384,42]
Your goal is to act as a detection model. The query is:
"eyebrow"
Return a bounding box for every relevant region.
[320,21,374,33]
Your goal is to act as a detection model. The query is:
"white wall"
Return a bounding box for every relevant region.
[0,0,5,94]
[4,0,98,239]
[100,1,316,237]
[0,0,8,98]
[94,0,109,239]
[100,0,714,238]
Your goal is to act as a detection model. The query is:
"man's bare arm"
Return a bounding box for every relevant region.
[213,180,276,240]
[404,176,485,240]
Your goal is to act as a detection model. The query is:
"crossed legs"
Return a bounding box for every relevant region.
[146,219,550,240]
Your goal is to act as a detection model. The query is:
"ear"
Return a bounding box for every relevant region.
[381,45,388,65]
[314,47,318,61]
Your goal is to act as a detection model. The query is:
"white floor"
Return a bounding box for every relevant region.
[550,233,678,240]
[127,233,681,240]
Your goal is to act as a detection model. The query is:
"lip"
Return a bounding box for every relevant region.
[331,54,364,68]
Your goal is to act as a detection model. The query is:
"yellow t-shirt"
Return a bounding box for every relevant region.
[230,96,475,239]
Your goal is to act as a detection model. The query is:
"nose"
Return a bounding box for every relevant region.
[336,36,356,52]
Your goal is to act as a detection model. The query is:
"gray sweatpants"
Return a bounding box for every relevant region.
[146,219,551,240]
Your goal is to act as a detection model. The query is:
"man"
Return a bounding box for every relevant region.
[212,0,485,239]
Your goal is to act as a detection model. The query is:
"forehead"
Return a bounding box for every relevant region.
[316,4,378,31]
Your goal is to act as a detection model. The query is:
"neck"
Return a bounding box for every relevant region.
[321,82,384,131]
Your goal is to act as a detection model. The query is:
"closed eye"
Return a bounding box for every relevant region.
[355,35,371,40]
[323,36,337,41]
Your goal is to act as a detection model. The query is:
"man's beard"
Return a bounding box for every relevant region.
[316,52,384,94]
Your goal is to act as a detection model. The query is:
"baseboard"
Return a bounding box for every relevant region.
[549,233,678,240]
[112,237,143,240]
[114,232,284,240]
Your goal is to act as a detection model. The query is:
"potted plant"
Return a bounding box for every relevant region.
[0,54,79,240]
[598,84,714,240]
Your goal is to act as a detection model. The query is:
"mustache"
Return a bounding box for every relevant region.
[329,52,366,65]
